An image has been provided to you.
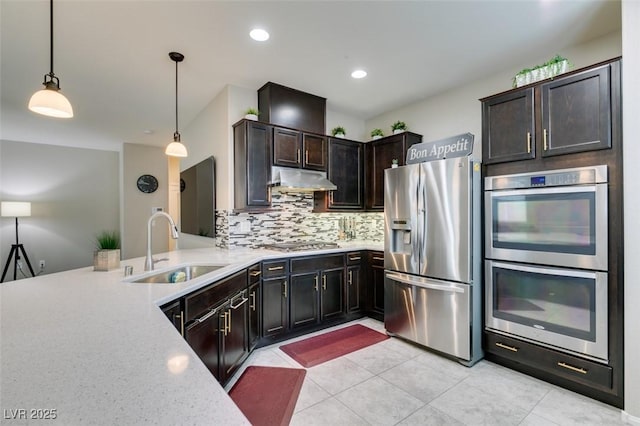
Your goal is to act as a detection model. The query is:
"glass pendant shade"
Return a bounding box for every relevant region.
[165,141,188,157]
[28,85,73,118]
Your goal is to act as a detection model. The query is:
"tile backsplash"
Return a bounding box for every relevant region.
[215,190,383,249]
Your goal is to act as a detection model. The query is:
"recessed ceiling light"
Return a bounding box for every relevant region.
[351,69,367,79]
[250,28,270,42]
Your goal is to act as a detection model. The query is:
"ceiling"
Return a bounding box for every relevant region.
[0,0,621,152]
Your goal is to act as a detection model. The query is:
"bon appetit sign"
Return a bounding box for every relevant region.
[406,133,474,164]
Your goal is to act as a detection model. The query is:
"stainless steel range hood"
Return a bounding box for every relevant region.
[270,166,337,191]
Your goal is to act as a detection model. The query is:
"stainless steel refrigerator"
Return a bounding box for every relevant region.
[384,157,483,366]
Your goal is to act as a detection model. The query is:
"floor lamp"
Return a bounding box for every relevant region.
[1,201,36,283]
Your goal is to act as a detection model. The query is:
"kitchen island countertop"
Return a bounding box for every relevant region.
[0,241,382,425]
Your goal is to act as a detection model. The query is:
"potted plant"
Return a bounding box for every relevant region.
[391,121,407,134]
[391,158,399,168]
[331,126,346,138]
[513,54,570,88]
[370,128,384,140]
[244,108,259,121]
[93,230,121,271]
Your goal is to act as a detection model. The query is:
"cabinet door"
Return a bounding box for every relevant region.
[220,293,249,383]
[367,135,406,210]
[321,268,345,321]
[184,308,222,380]
[346,264,362,314]
[234,120,272,209]
[368,252,385,320]
[302,133,327,171]
[541,65,611,157]
[482,88,535,165]
[248,281,260,351]
[328,138,364,209]
[262,278,288,337]
[161,300,184,336]
[290,272,320,329]
[273,127,302,167]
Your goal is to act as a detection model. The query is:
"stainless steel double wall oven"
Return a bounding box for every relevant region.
[484,165,609,362]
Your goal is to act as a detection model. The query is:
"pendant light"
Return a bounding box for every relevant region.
[165,51,188,157]
[28,0,73,118]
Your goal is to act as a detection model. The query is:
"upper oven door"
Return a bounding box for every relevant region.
[485,184,607,271]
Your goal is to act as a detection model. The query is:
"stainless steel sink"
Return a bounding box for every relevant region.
[130,265,226,284]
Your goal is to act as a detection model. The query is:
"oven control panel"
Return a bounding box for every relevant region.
[485,165,607,190]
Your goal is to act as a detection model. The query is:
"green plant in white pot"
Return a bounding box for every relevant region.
[391,121,407,134]
[244,107,259,120]
[370,128,384,140]
[94,231,121,271]
[331,126,346,138]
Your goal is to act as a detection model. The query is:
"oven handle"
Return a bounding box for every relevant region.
[385,272,465,293]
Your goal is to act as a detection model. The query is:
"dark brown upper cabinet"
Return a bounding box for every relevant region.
[482,88,536,164]
[234,120,272,210]
[541,65,611,157]
[273,127,327,171]
[314,137,364,211]
[258,82,326,134]
[366,132,422,210]
[482,61,615,165]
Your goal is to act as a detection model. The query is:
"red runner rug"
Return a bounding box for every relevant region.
[229,366,306,426]
[280,324,389,368]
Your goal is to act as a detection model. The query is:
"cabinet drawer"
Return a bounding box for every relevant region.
[248,263,261,284]
[369,251,384,266]
[291,254,344,274]
[262,259,289,279]
[485,332,612,389]
[184,270,247,323]
[346,251,362,265]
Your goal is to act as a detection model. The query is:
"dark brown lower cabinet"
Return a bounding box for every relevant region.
[367,251,385,321]
[248,263,261,351]
[484,331,620,407]
[184,305,224,380]
[182,270,249,385]
[161,299,184,335]
[290,272,320,329]
[321,268,344,321]
[220,291,249,384]
[346,252,363,314]
[262,277,288,338]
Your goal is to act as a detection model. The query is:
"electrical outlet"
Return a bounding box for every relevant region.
[39,260,46,269]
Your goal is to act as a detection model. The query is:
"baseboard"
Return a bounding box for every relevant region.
[622,411,640,425]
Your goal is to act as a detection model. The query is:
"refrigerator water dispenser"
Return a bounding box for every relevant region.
[390,219,412,254]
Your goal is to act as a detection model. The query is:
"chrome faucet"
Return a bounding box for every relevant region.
[144,211,180,271]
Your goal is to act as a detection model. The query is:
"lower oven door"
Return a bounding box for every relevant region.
[384,271,471,361]
[485,260,608,362]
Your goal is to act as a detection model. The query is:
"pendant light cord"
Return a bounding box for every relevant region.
[175,58,179,137]
[49,0,54,77]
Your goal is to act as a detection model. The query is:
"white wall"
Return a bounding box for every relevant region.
[122,143,169,259]
[326,109,366,141]
[0,140,119,277]
[622,0,640,421]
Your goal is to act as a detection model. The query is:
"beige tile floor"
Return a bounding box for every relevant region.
[225,318,625,426]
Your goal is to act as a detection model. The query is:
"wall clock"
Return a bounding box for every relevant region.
[137,174,158,193]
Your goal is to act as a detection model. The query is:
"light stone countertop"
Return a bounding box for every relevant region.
[0,241,383,425]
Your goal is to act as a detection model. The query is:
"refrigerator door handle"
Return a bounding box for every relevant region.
[385,272,466,293]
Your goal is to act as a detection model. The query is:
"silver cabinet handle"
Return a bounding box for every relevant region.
[373,256,384,261]
[230,294,248,309]
[194,308,217,324]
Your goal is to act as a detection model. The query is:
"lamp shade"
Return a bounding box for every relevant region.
[165,141,188,157]
[28,88,74,118]
[1,202,32,217]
